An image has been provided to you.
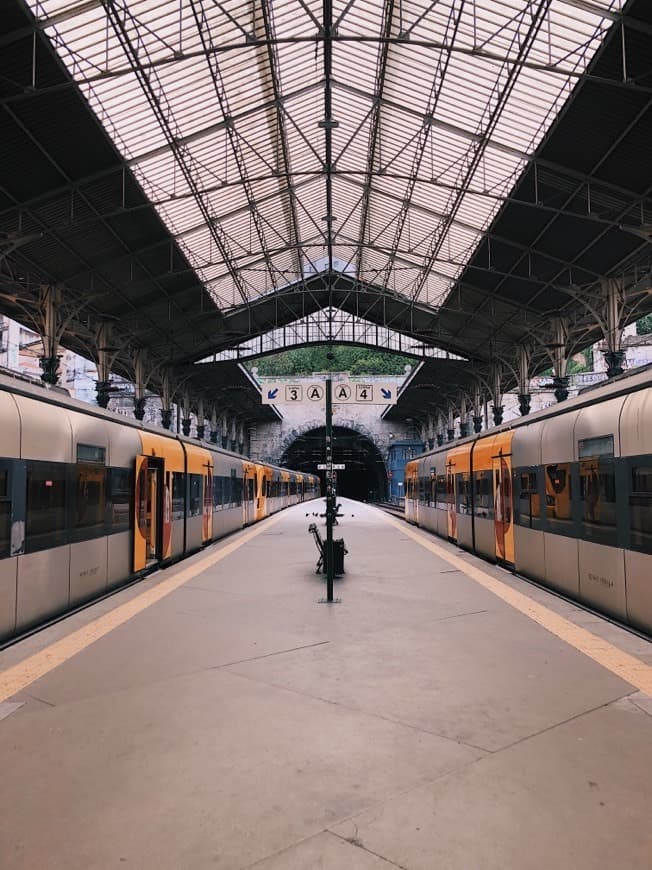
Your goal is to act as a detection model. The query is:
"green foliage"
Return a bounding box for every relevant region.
[246,345,415,377]
[636,314,652,335]
[566,358,587,374]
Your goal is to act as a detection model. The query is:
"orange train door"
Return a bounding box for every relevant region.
[492,445,514,564]
[134,455,166,571]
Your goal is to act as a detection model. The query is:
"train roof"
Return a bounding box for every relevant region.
[412,363,652,462]
[0,369,317,477]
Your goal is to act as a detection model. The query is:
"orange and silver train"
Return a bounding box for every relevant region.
[405,365,652,634]
[0,373,319,643]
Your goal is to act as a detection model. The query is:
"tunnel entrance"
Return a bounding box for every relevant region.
[280,426,387,502]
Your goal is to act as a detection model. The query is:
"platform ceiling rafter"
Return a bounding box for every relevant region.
[0,0,651,414]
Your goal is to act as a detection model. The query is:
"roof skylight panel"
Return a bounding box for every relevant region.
[205,276,239,309]
[276,95,324,171]
[419,287,449,308]
[272,42,321,92]
[334,0,384,36]
[270,0,321,38]
[155,194,206,234]
[293,181,327,238]
[330,89,376,170]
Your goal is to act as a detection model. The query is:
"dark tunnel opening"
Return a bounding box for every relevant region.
[280,426,387,502]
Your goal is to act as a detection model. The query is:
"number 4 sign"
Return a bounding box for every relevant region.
[355,384,373,402]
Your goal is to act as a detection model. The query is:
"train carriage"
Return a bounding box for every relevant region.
[0,373,318,643]
[405,366,652,634]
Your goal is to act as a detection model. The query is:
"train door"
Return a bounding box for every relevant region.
[492,450,514,564]
[244,469,256,525]
[134,455,165,571]
[446,461,457,540]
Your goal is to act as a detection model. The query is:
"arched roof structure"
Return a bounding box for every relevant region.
[1,0,651,417]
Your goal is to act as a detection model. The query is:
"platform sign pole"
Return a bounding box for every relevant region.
[325,377,334,602]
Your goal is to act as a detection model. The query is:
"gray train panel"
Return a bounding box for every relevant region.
[578,540,627,621]
[473,516,495,562]
[69,538,109,607]
[513,526,545,581]
[0,558,17,640]
[542,532,579,598]
[107,531,132,589]
[625,550,652,633]
[15,394,74,462]
[16,546,70,632]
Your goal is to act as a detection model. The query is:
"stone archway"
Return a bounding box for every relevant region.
[280,424,387,502]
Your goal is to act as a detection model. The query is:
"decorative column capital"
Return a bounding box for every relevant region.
[39,355,61,385]
[473,415,483,434]
[96,379,111,408]
[134,397,146,421]
[518,393,531,416]
[553,376,569,403]
[492,404,504,426]
[161,408,173,430]
[603,350,625,379]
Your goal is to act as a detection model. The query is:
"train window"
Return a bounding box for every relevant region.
[108,467,131,533]
[0,468,9,558]
[579,457,617,546]
[455,473,471,515]
[630,465,652,554]
[25,461,67,553]
[545,463,573,522]
[436,474,447,510]
[232,476,243,506]
[75,462,106,537]
[514,467,541,529]
[223,475,232,506]
[172,473,185,519]
[0,503,8,558]
[212,476,220,510]
[578,435,614,459]
[473,470,493,519]
[76,444,106,464]
[188,474,203,517]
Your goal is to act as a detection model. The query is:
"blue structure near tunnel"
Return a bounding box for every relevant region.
[386,440,423,502]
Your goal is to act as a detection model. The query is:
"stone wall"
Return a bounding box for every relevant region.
[248,375,415,465]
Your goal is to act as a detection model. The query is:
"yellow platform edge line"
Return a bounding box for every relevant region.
[0,512,284,704]
[381,512,652,697]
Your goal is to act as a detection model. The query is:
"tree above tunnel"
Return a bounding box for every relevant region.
[247,346,414,377]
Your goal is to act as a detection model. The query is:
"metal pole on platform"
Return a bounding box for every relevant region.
[325,376,334,602]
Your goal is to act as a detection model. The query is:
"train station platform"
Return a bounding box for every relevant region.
[1,499,651,870]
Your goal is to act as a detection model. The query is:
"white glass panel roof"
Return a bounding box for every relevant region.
[31,0,618,311]
[204,307,466,360]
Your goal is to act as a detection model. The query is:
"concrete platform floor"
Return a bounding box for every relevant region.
[1,498,651,869]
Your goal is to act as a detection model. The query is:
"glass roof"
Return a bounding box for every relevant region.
[204,307,466,361]
[31,0,619,311]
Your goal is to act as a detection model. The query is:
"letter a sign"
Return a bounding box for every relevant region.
[334,384,352,402]
[307,385,324,401]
